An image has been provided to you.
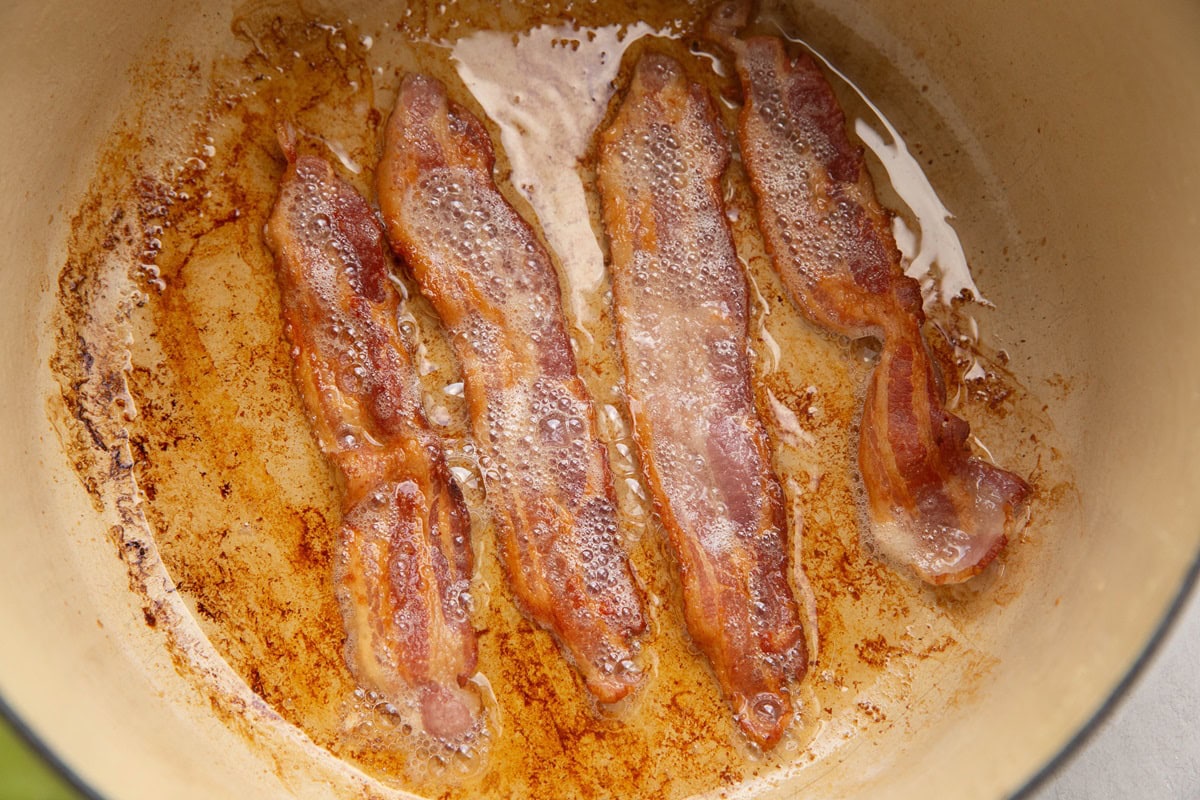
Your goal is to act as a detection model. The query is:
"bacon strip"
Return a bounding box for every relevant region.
[265,133,481,743]
[597,53,809,748]
[708,2,1030,584]
[376,75,646,703]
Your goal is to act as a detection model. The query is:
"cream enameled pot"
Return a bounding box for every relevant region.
[1,1,1198,798]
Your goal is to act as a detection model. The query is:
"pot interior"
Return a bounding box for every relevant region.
[2,1,1198,798]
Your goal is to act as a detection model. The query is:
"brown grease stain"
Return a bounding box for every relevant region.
[47,1,1071,798]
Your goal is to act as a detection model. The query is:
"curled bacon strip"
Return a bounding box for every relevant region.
[598,53,809,748]
[377,75,646,703]
[265,134,481,743]
[709,3,1031,584]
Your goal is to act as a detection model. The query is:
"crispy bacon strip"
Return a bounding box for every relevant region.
[708,2,1030,584]
[377,75,646,703]
[597,53,808,748]
[265,134,481,742]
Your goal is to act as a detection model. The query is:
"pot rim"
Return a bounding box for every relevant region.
[0,694,101,800]
[4,551,1198,800]
[1011,551,1200,799]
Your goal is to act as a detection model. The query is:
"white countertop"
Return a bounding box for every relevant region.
[1023,579,1200,799]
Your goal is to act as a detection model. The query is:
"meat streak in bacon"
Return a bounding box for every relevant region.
[377,75,645,703]
[265,134,481,743]
[597,53,809,748]
[708,3,1030,584]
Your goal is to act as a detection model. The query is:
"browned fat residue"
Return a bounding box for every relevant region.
[1043,371,1077,401]
[854,632,956,670]
[924,311,1020,417]
[856,700,886,724]
[47,0,1067,798]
